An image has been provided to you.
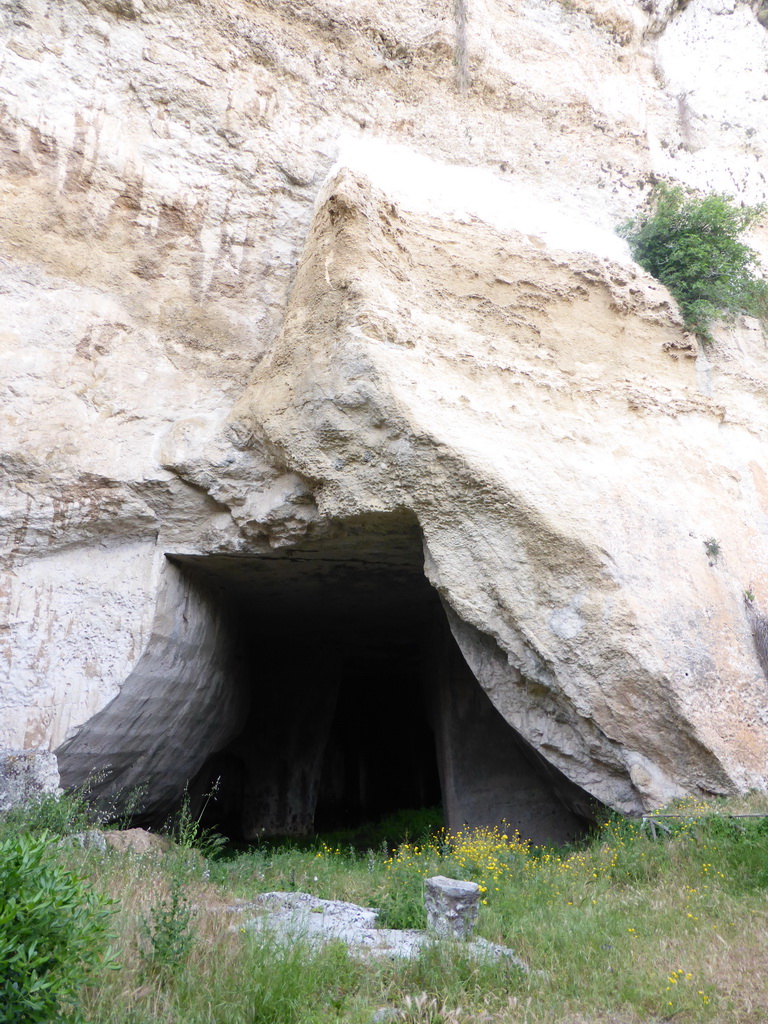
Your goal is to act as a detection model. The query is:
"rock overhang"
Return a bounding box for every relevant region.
[228,164,768,813]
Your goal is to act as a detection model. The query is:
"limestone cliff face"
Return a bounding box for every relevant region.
[3,0,768,824]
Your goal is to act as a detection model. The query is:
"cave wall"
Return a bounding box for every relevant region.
[425,612,588,844]
[56,560,248,818]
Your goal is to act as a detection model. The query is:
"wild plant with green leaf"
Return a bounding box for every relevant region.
[168,786,227,858]
[140,873,195,975]
[620,183,768,340]
[0,833,116,1023]
[0,787,100,843]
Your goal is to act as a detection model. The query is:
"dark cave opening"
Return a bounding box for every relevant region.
[168,516,592,845]
[311,642,442,833]
[175,519,445,840]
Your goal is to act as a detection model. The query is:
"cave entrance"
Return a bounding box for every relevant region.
[173,517,443,840]
[167,515,590,844]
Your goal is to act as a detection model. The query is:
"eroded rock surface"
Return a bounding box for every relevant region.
[0,750,60,811]
[233,169,768,814]
[425,876,480,940]
[2,0,768,832]
[102,828,172,855]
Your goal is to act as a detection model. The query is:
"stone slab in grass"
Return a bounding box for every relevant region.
[232,891,527,969]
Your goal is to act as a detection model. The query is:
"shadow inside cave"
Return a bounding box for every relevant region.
[57,513,594,844]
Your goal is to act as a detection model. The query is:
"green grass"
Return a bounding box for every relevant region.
[3,795,768,1022]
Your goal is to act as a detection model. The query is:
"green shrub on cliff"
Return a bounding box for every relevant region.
[620,183,768,340]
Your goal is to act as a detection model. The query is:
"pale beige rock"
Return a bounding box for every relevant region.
[1,0,768,823]
[102,827,171,855]
[0,749,61,811]
[233,166,768,813]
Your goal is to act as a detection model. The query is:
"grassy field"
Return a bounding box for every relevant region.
[3,794,768,1023]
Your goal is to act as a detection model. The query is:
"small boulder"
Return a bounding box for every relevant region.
[0,750,61,812]
[424,875,480,940]
[102,828,171,854]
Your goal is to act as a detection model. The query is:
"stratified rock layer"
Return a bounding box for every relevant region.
[2,0,768,830]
